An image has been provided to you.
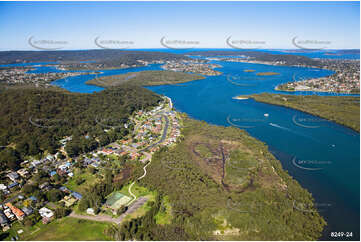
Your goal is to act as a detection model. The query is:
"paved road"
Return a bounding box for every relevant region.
[127,155,153,205]
[71,108,170,224]
[127,182,137,205]
[127,112,169,205]
[140,152,151,163]
[139,114,169,152]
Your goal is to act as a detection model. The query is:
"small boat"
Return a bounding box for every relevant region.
[264,113,269,117]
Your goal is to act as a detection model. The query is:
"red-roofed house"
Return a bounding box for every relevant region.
[5,203,24,220]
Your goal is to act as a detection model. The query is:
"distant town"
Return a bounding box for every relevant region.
[161,60,222,76]
[1,49,358,94]
[206,56,290,66]
[276,59,360,93]
[205,56,360,94]
[0,67,85,88]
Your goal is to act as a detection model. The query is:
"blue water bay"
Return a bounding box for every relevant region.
[47,56,360,240]
[146,61,360,240]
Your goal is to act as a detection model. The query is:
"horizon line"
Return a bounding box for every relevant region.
[0,48,360,52]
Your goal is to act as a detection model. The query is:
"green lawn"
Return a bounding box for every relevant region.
[117,184,156,223]
[119,183,151,198]
[25,217,111,241]
[65,169,99,193]
[2,220,46,241]
[122,194,155,223]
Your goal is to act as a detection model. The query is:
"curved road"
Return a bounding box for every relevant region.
[68,101,173,224]
[139,114,169,152]
[128,112,169,205]
[127,159,152,205]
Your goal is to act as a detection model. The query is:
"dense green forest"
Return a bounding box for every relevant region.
[0,85,161,171]
[249,93,360,132]
[106,117,326,240]
[86,70,205,87]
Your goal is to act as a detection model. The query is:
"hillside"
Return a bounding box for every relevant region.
[0,50,189,65]
[0,85,161,171]
[124,117,327,240]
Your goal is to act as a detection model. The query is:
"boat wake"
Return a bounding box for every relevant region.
[269,122,321,143]
[269,122,291,131]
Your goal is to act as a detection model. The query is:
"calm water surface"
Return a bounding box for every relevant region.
[17,55,359,240]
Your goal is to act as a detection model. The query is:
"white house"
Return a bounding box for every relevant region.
[86,208,95,215]
[39,207,54,218]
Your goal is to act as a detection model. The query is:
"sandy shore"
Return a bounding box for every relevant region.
[232,96,249,100]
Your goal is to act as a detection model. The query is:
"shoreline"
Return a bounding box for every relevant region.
[275,85,360,94]
[85,70,206,88]
[164,94,326,240]
[249,94,360,132]
[232,95,249,100]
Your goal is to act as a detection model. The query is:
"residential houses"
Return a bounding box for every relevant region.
[5,203,25,221]
[0,95,183,233]
[39,207,54,224]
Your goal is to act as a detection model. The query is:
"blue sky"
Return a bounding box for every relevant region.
[0,1,359,50]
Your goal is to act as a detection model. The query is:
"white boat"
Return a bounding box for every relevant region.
[264,113,269,117]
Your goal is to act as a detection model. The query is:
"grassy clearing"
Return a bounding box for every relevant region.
[119,183,150,198]
[121,194,156,224]
[2,220,46,241]
[224,150,256,186]
[4,217,111,241]
[194,144,213,159]
[155,195,173,225]
[65,169,99,193]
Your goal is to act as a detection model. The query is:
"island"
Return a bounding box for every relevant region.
[248,93,360,132]
[161,61,222,76]
[85,70,205,87]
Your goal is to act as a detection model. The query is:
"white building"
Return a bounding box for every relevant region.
[39,207,54,218]
[86,208,95,215]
